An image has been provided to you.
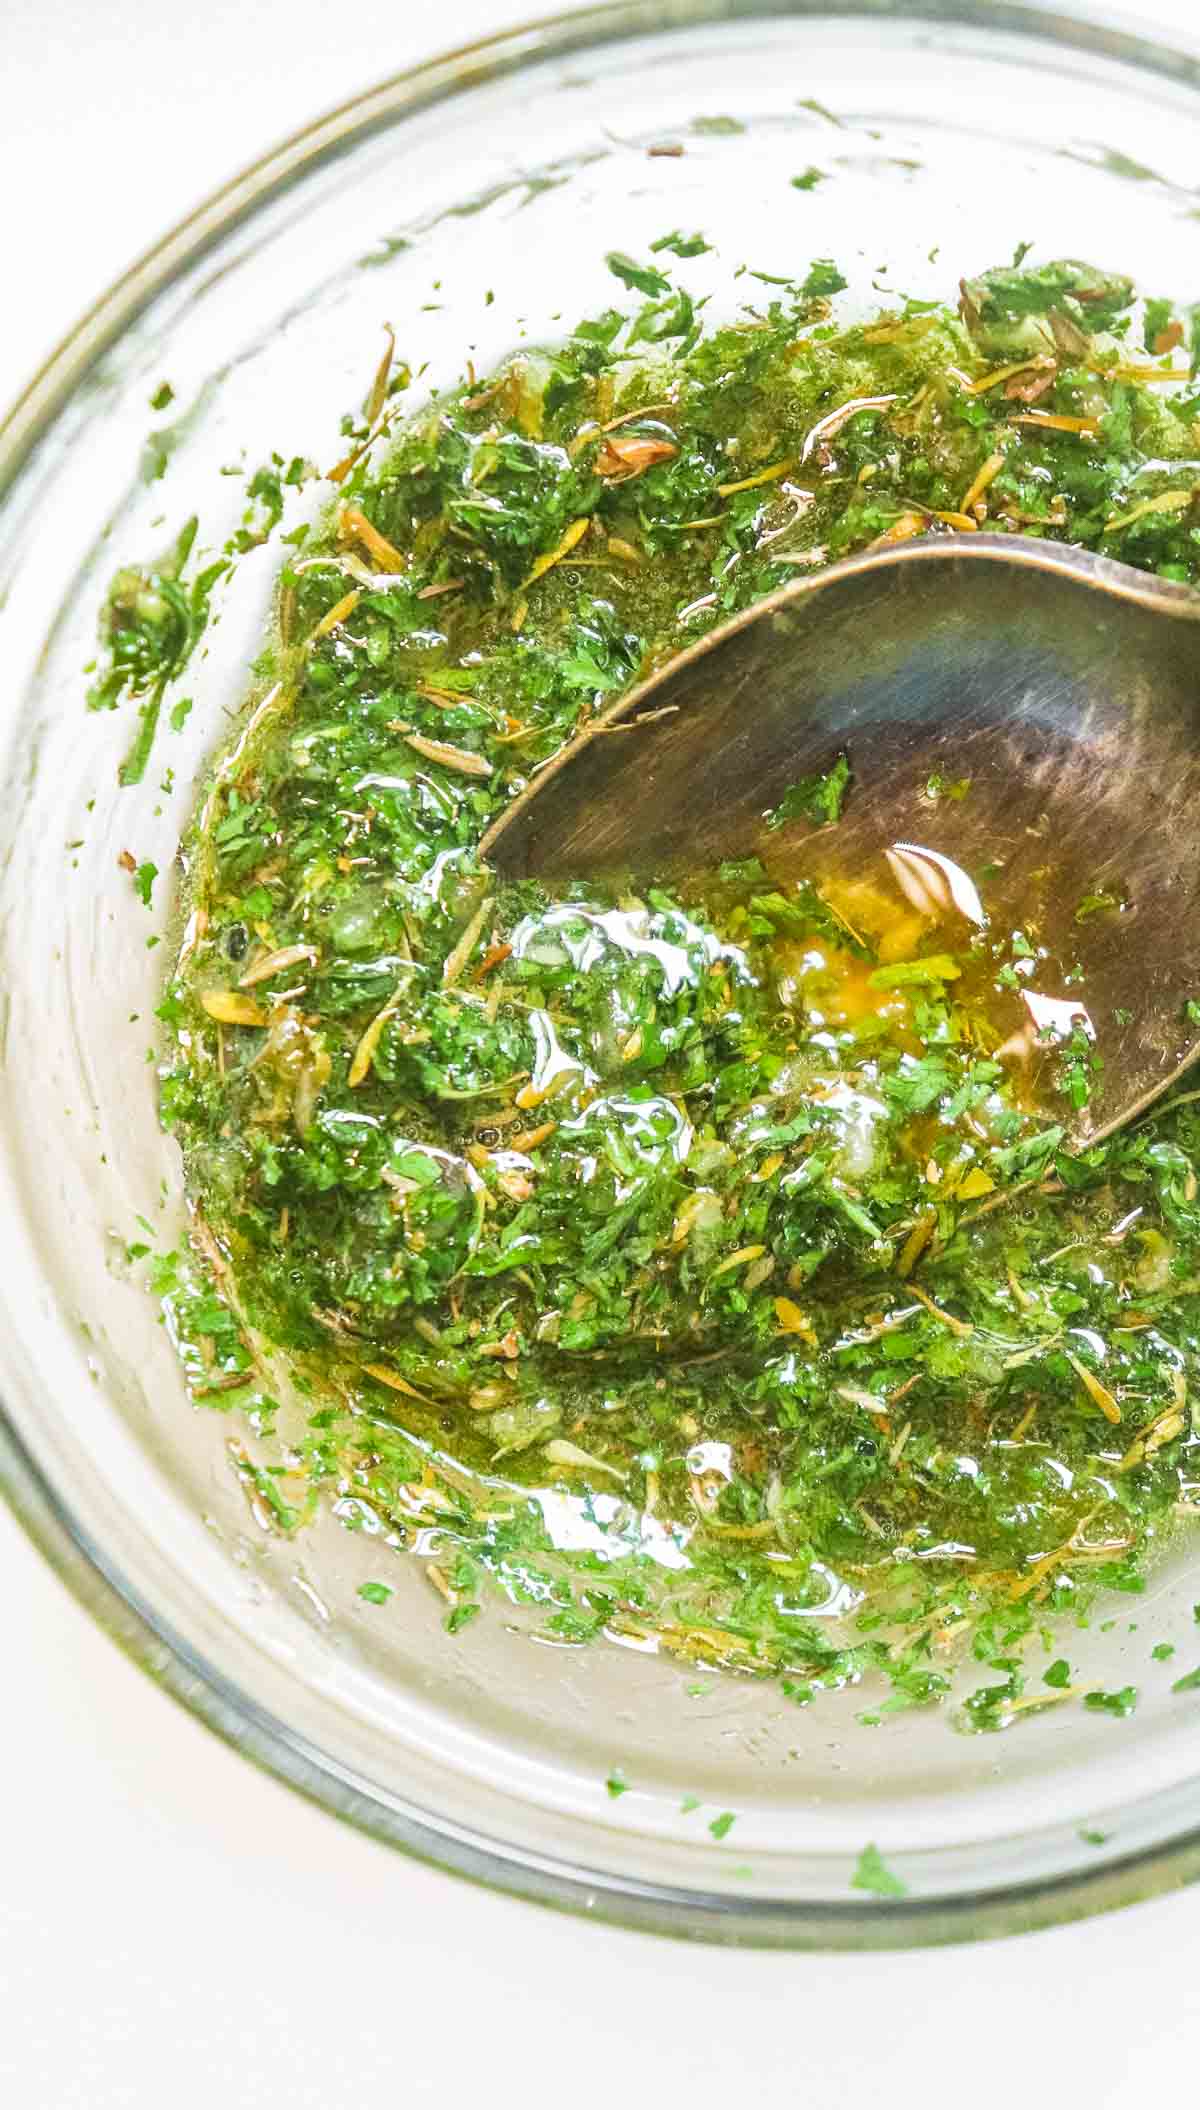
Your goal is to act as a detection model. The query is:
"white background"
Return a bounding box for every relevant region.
[4,1,1200,2101]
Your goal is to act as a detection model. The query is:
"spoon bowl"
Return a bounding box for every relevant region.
[484,536,1200,1143]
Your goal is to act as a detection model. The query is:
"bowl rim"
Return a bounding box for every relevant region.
[5,0,1200,1948]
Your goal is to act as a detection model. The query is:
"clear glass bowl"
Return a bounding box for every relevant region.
[5,0,1200,1946]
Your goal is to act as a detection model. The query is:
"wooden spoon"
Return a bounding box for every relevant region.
[482,535,1200,1145]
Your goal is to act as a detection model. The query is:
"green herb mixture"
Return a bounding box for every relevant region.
[115,247,1200,1724]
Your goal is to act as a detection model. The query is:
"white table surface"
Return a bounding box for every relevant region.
[4,1,1200,2100]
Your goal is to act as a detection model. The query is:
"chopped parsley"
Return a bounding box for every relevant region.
[1083,1687,1139,1719]
[132,860,158,909]
[851,1843,907,1898]
[605,251,672,297]
[765,753,852,830]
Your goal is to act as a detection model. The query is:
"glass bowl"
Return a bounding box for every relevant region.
[5,0,1200,1947]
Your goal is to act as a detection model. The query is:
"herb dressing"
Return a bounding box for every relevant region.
[105,248,1200,1724]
